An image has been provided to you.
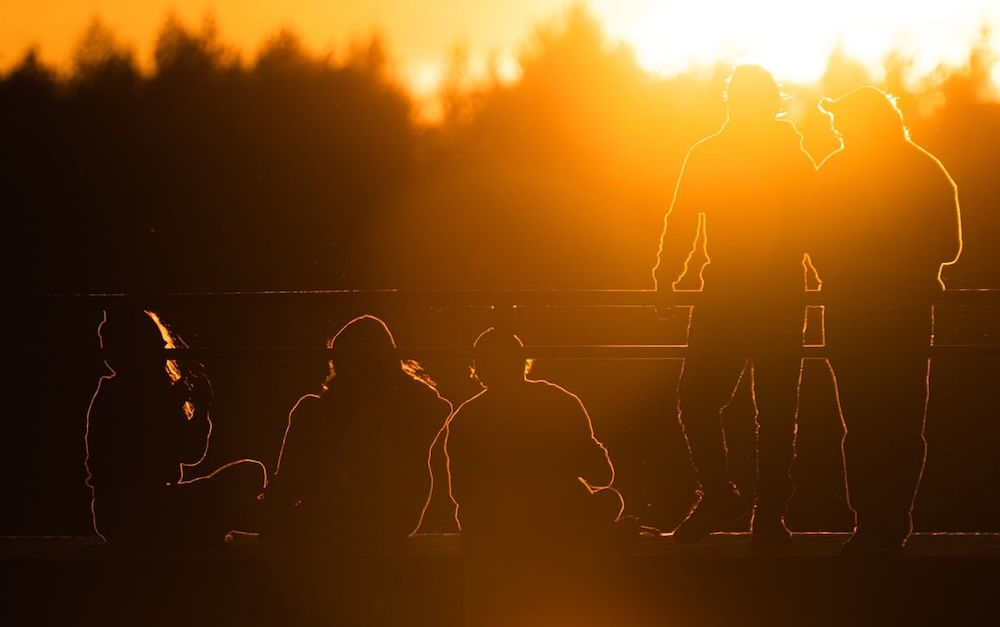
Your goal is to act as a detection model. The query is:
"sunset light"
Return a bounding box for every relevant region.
[595,1,998,84]
[7,1,1000,626]
[2,1,997,101]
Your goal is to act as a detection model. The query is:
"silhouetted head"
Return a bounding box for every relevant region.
[97,308,210,410]
[99,308,167,351]
[820,86,908,146]
[724,63,783,123]
[471,328,530,389]
[326,314,400,389]
[98,308,174,378]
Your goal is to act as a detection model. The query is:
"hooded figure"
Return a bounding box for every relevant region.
[263,314,452,546]
[813,86,962,554]
[654,62,816,545]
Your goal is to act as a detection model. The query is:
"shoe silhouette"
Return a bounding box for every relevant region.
[672,486,747,544]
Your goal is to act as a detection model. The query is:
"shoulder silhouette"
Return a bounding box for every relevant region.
[814,85,962,302]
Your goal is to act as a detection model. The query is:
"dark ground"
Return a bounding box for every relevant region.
[3,532,999,627]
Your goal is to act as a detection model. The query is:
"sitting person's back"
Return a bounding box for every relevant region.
[85,308,264,548]
[263,315,452,546]
[445,328,629,554]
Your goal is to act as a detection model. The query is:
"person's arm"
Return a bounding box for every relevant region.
[442,406,466,505]
[934,161,963,281]
[791,146,820,290]
[807,152,841,287]
[177,403,212,467]
[654,148,706,320]
[903,148,963,290]
[567,394,615,491]
[267,394,323,505]
[414,396,459,534]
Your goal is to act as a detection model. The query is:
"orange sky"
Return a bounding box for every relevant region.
[2,1,998,95]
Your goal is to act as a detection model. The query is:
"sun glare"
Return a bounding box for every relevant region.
[592,0,998,86]
[1,1,997,111]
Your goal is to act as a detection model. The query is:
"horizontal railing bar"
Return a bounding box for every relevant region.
[24,344,1000,360]
[9,288,1000,307]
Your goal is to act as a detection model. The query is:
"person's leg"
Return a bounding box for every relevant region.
[828,306,931,552]
[177,459,267,544]
[589,485,626,523]
[672,330,749,542]
[676,351,748,495]
[836,354,929,551]
[749,349,803,544]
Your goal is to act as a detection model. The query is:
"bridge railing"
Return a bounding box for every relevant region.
[16,288,1000,360]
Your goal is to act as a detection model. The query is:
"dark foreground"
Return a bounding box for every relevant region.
[3,532,998,626]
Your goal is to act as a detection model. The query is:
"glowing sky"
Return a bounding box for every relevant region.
[2,0,997,93]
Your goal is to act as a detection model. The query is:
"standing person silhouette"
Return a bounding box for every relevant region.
[654,63,815,544]
[813,87,962,555]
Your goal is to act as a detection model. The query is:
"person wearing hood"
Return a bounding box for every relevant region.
[812,86,962,555]
[654,62,816,544]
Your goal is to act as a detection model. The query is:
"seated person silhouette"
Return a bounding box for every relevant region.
[85,308,266,548]
[262,314,453,547]
[444,328,634,556]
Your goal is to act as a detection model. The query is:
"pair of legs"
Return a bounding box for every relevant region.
[94,459,266,547]
[460,482,629,556]
[826,305,932,551]
[674,305,803,542]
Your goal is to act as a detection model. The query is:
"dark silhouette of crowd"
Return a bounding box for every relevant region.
[81,62,963,563]
[72,79,964,627]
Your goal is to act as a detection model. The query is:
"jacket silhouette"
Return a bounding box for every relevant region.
[445,328,626,555]
[813,86,962,554]
[263,314,452,546]
[654,63,815,544]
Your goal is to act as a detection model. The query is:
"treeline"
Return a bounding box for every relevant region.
[3,7,999,294]
[2,16,413,294]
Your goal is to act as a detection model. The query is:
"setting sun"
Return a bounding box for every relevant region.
[593,0,998,85]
